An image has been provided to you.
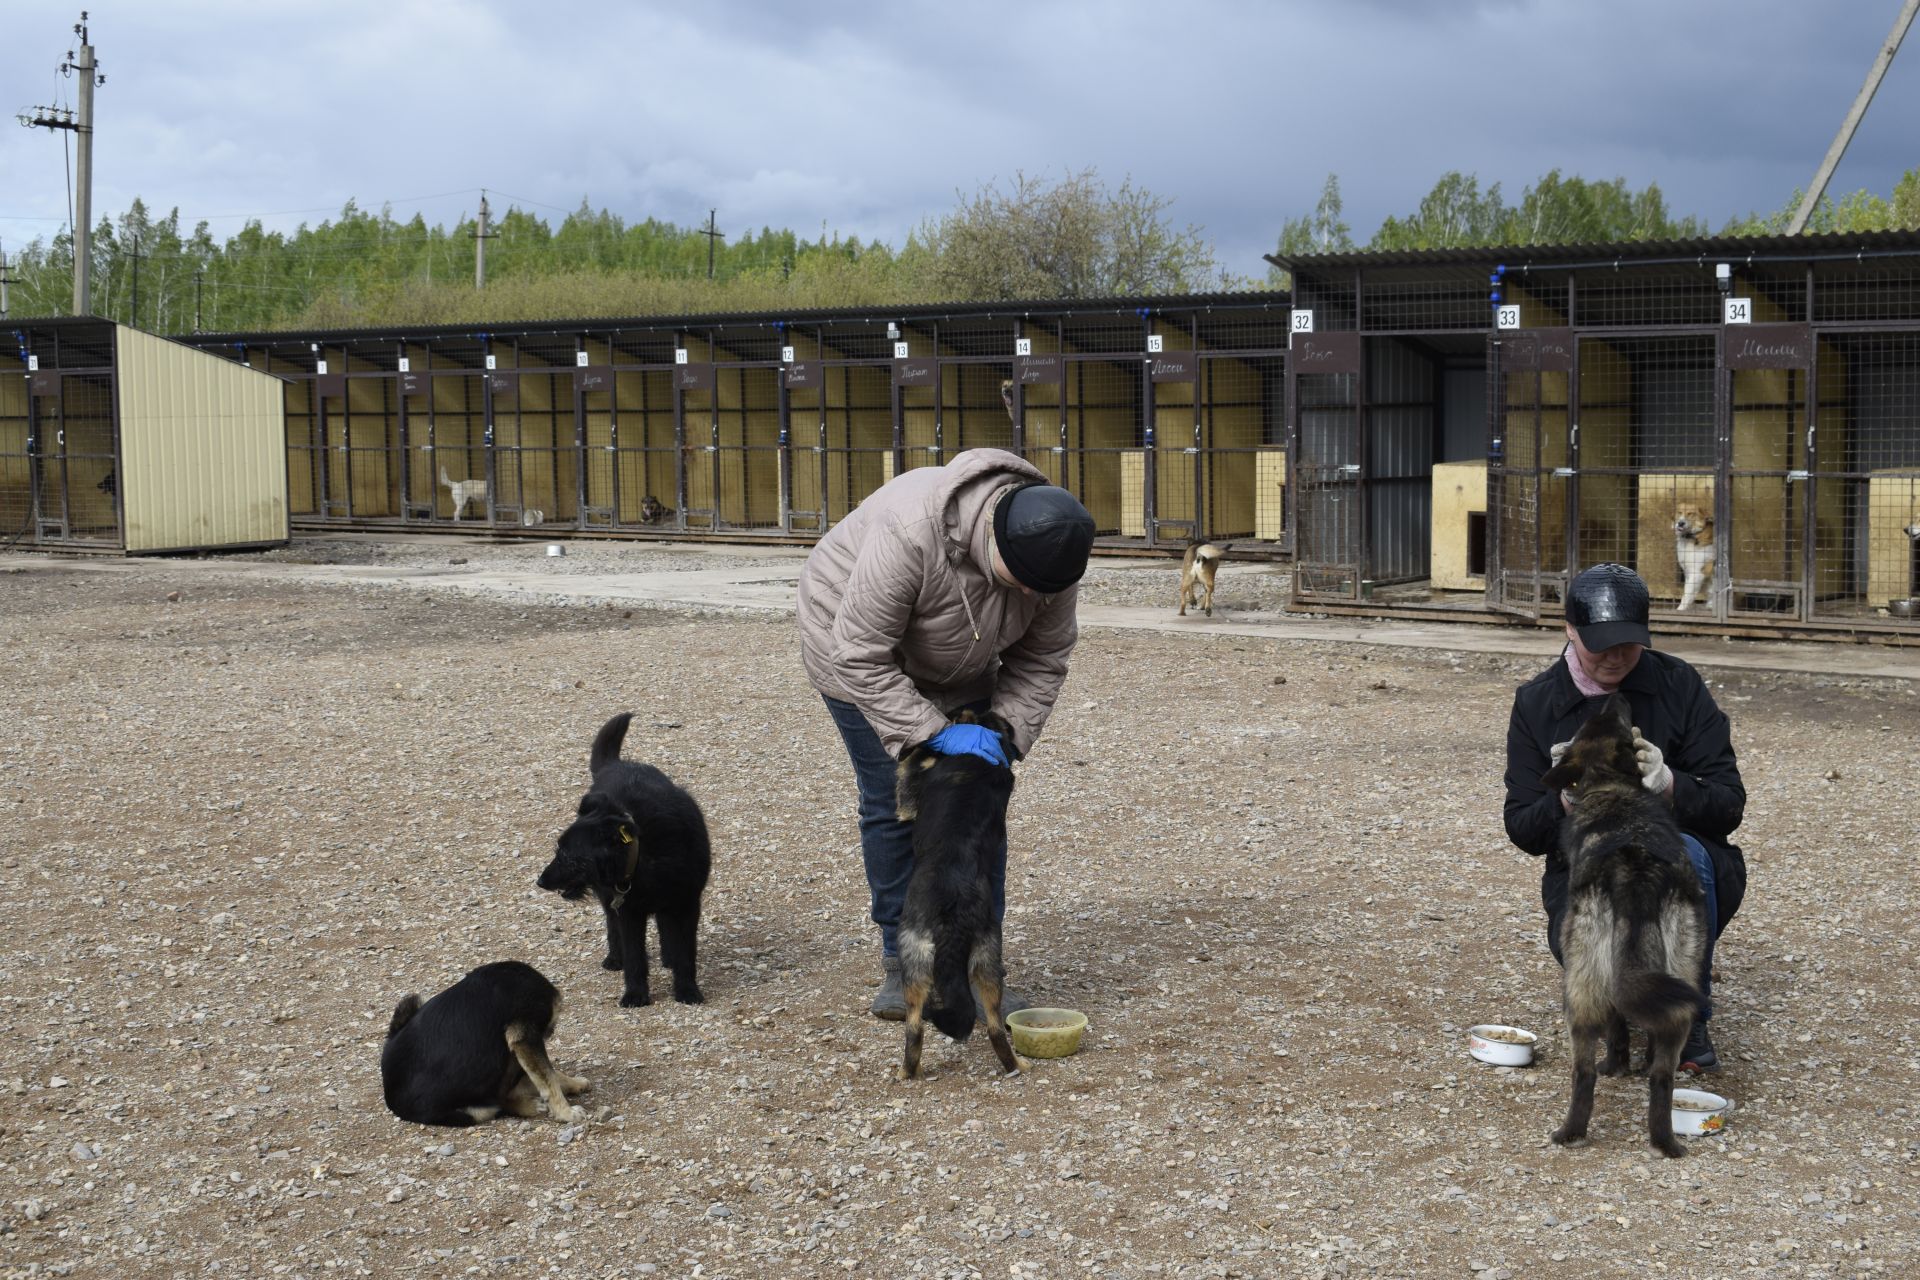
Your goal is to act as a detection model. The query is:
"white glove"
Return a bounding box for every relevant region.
[1550,740,1574,809]
[1632,728,1674,796]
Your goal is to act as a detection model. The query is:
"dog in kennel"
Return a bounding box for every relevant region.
[381,961,589,1126]
[1673,504,1716,612]
[538,712,711,1007]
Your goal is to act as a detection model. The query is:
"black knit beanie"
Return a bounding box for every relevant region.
[992,483,1096,594]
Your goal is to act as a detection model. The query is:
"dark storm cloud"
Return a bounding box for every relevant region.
[2,0,1914,281]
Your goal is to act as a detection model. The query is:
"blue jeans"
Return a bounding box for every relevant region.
[823,696,1007,957]
[1681,833,1718,1022]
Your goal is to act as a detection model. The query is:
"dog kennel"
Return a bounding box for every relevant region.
[2,318,288,554]
[190,295,1296,549]
[1271,231,1920,636]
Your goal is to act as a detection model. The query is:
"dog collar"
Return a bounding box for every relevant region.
[610,825,639,909]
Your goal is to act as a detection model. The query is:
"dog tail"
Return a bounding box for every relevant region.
[1617,971,1705,1029]
[927,943,976,1043]
[386,993,422,1039]
[590,712,634,775]
[438,465,452,488]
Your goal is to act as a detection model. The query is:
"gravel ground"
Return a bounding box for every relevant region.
[1,546,1916,1279]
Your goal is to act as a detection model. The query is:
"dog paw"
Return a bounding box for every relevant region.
[1549,1126,1588,1147]
[1651,1135,1687,1159]
[1598,1057,1630,1078]
[548,1101,578,1123]
[560,1074,591,1095]
[618,992,652,1008]
[600,955,623,971]
[672,986,705,1005]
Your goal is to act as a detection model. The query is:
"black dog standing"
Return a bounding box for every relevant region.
[539,712,711,1006]
[893,710,1021,1079]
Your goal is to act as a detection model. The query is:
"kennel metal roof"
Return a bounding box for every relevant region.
[186,290,1294,345]
[1265,228,1920,275]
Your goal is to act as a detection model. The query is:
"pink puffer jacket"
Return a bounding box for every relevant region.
[796,449,1081,758]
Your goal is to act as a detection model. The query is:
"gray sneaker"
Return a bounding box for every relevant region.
[870,955,906,1021]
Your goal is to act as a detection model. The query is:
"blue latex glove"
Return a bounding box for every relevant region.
[927,723,1009,767]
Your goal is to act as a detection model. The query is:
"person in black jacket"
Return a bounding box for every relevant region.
[1503,563,1747,1073]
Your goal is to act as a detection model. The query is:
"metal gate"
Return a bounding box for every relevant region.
[31,372,121,545]
[490,367,576,529]
[1289,333,1364,600]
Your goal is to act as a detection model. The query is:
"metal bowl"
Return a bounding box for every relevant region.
[1890,598,1919,619]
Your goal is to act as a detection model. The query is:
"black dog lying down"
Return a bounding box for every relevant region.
[381,961,588,1126]
[539,712,712,1007]
[893,709,1020,1080]
[1541,692,1707,1158]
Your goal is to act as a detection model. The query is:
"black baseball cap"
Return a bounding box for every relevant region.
[992,483,1095,594]
[1566,563,1652,651]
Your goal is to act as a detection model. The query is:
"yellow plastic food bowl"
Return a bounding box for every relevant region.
[1005,1008,1088,1059]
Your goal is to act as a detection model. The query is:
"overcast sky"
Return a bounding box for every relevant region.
[3,0,1917,279]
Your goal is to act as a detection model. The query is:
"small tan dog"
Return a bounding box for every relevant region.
[1178,541,1231,617]
[1673,505,1715,612]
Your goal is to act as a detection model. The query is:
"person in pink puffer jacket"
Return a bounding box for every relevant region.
[796,448,1095,1020]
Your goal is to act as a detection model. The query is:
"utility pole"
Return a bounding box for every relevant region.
[0,241,16,319]
[128,236,145,328]
[1788,0,1919,234]
[194,269,204,332]
[18,12,105,314]
[472,191,497,289]
[700,209,725,279]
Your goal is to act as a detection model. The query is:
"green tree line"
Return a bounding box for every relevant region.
[2,169,1222,332]
[6,164,1917,331]
[1268,167,1920,284]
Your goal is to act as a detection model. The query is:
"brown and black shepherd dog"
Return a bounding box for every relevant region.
[1541,692,1708,1158]
[1177,541,1231,617]
[893,709,1021,1080]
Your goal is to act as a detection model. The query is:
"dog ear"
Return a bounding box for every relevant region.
[1542,762,1579,792]
[894,744,936,821]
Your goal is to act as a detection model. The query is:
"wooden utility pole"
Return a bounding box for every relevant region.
[1787,0,1919,234]
[700,209,725,279]
[19,12,105,314]
[0,242,16,318]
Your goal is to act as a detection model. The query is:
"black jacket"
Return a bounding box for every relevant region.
[1504,649,1747,900]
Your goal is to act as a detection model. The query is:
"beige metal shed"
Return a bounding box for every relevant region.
[3,318,288,554]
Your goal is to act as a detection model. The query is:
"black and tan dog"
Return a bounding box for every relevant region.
[1541,692,1707,1158]
[381,961,588,1126]
[538,712,712,1007]
[893,709,1020,1080]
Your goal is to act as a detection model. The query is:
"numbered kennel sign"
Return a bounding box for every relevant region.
[1496,304,1522,330]
[1015,337,1032,356]
[575,351,590,367]
[397,356,411,373]
[893,341,911,360]
[1724,296,1753,325]
[485,354,497,370]
[315,359,329,375]
[675,348,690,365]
[26,355,38,371]
[1146,334,1164,353]
[781,345,795,364]
[1290,308,1314,334]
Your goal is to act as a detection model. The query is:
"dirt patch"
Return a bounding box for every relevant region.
[1,554,1916,1278]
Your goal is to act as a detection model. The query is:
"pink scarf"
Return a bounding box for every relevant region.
[1565,642,1617,696]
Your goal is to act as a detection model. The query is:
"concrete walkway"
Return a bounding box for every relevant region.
[8,544,1919,681]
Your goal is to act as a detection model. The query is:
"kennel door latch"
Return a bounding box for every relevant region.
[1787,470,1809,482]
[55,429,64,448]
[1552,467,1574,477]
